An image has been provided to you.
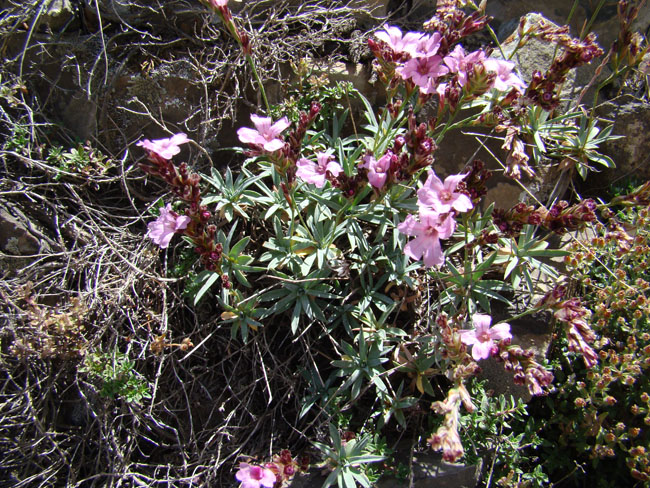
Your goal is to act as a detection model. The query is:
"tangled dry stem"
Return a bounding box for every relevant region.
[0,0,388,486]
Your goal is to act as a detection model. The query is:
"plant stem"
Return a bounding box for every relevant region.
[246,54,270,113]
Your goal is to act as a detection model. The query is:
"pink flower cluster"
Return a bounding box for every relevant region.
[235,463,275,488]
[137,133,190,160]
[459,314,512,361]
[147,204,191,249]
[295,152,342,188]
[428,383,475,462]
[554,298,598,368]
[237,114,290,152]
[497,344,554,396]
[397,169,472,267]
[538,286,598,368]
[374,25,526,97]
[359,152,392,189]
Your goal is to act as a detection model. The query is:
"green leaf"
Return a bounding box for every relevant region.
[349,454,386,464]
[357,91,378,128]
[193,271,220,305]
[351,470,371,488]
[342,469,355,488]
[322,469,339,488]
[291,301,302,334]
[329,423,342,450]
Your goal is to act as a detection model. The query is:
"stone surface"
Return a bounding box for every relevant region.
[0,202,50,256]
[377,451,481,488]
[497,13,578,106]
[594,94,650,185]
[488,0,650,50]
[287,451,481,488]
[43,0,76,31]
[484,181,525,212]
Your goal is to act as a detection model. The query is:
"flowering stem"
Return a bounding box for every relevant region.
[434,95,468,145]
[462,210,474,315]
[208,0,270,112]
[372,90,411,154]
[246,53,270,113]
[435,112,482,146]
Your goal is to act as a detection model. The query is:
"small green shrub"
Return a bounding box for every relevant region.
[81,350,151,404]
[524,196,650,486]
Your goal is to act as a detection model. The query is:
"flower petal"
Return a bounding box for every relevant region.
[326,161,343,177]
[423,169,444,192]
[175,216,191,231]
[458,329,478,346]
[489,322,512,341]
[262,139,285,152]
[472,314,492,331]
[472,340,493,361]
[397,215,425,236]
[443,173,467,192]
[250,114,272,133]
[237,127,262,145]
[451,194,473,213]
[421,235,444,267]
[404,235,427,261]
[269,116,290,136]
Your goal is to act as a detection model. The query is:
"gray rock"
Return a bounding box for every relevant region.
[487,0,650,51]
[595,94,650,185]
[0,202,49,256]
[287,452,481,488]
[497,13,578,106]
[377,451,481,488]
[42,0,76,31]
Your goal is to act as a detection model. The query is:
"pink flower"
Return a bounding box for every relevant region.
[147,204,191,249]
[483,58,526,92]
[553,298,598,368]
[443,46,486,87]
[397,209,456,267]
[360,152,392,189]
[235,463,276,488]
[237,114,290,152]
[417,169,473,214]
[375,25,424,57]
[137,133,190,160]
[413,32,442,58]
[211,0,228,6]
[459,314,512,361]
[397,55,448,88]
[421,79,448,98]
[296,152,342,188]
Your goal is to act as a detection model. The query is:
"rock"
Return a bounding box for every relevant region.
[488,1,586,42]
[594,94,650,185]
[378,456,481,488]
[109,64,206,151]
[0,202,49,256]
[497,13,578,107]
[287,451,481,488]
[484,182,524,211]
[488,0,650,50]
[98,0,131,19]
[42,0,76,32]
[60,92,98,142]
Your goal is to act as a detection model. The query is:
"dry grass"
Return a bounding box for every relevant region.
[0,0,389,486]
